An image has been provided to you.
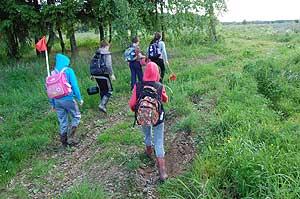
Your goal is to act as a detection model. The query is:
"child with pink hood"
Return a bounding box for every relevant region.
[129,62,168,181]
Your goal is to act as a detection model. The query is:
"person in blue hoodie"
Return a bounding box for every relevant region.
[50,54,83,147]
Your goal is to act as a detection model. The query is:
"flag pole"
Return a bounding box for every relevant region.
[45,49,50,77]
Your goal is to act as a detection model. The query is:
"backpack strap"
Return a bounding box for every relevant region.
[53,67,68,75]
[135,81,144,100]
[61,67,68,73]
[136,81,163,103]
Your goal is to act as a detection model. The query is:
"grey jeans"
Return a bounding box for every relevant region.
[54,99,81,135]
[142,122,165,158]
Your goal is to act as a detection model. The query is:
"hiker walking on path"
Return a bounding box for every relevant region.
[90,40,116,113]
[129,62,168,181]
[147,32,169,83]
[125,36,145,91]
[49,54,83,147]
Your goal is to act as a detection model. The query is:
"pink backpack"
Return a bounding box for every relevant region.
[46,67,72,99]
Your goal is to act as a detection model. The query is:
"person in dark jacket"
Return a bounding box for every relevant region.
[147,32,169,83]
[90,40,116,113]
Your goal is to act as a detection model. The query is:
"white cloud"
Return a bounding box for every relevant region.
[219,0,300,22]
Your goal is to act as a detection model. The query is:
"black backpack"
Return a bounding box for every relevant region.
[147,40,161,60]
[134,81,164,126]
[90,51,109,76]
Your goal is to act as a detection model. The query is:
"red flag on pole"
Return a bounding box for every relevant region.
[35,36,47,52]
[35,36,50,76]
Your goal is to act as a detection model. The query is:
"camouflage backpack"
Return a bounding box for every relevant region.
[135,82,164,126]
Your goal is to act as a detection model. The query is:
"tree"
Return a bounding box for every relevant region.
[61,0,84,58]
[0,1,40,58]
[89,0,118,42]
[201,0,227,41]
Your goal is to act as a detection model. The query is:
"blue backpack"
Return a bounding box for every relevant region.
[147,40,161,60]
[124,45,137,62]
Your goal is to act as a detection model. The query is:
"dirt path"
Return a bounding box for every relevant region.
[134,110,196,199]
[5,96,197,199]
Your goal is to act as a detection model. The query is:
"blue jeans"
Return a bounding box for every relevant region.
[129,61,143,90]
[141,122,165,158]
[54,99,81,135]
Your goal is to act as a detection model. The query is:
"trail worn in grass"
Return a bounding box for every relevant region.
[3,92,199,198]
[4,96,131,198]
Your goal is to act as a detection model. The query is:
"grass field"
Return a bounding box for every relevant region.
[1,22,300,198]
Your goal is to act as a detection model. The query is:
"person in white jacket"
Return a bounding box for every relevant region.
[147,32,169,83]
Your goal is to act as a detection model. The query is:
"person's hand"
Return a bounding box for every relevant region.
[111,74,116,81]
[79,100,84,106]
[90,76,94,80]
[50,106,55,112]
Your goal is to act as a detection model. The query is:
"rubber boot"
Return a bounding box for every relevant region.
[144,146,153,155]
[67,126,79,146]
[99,95,109,113]
[157,157,168,181]
[60,133,68,147]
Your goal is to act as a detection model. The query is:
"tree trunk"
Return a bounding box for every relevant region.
[155,1,159,31]
[47,23,55,54]
[160,0,165,41]
[46,0,56,53]
[6,27,19,59]
[99,24,104,42]
[208,5,217,42]
[57,27,65,54]
[108,23,112,43]
[69,26,78,58]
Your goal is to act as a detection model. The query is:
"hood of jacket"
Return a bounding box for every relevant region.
[143,62,160,82]
[55,53,70,71]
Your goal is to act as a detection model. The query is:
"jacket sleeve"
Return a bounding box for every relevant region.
[105,53,113,75]
[161,86,168,103]
[68,68,83,102]
[159,41,168,64]
[129,85,137,111]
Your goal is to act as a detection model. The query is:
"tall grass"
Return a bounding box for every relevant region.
[0,42,130,187]
[159,24,300,199]
[1,22,300,198]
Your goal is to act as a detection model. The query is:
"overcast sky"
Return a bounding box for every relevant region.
[218,0,300,22]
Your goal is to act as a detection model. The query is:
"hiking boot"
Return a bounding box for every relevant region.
[67,126,79,146]
[157,157,168,181]
[144,146,153,155]
[60,133,68,147]
[99,95,109,113]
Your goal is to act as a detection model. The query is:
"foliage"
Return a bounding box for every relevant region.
[3,22,300,198]
[0,0,227,59]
